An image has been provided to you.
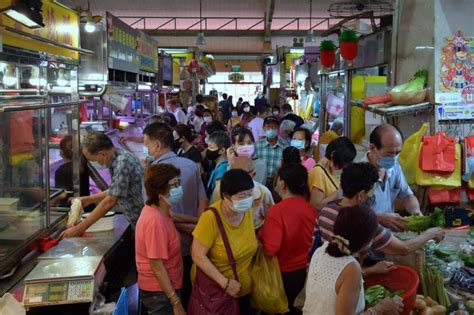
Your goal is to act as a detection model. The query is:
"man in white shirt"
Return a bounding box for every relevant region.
[248,105,270,141]
[166,99,188,125]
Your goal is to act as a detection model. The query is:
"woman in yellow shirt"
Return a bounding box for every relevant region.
[191,169,258,314]
[308,137,356,210]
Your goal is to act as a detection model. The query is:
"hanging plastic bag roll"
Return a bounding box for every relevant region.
[68,198,84,227]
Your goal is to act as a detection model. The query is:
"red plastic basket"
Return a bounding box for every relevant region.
[364,265,419,315]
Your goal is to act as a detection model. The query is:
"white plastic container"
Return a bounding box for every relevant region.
[0,198,19,212]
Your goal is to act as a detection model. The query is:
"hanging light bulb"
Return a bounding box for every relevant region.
[85,11,95,33]
[3,65,18,87]
[305,29,316,43]
[305,0,316,43]
[196,0,206,46]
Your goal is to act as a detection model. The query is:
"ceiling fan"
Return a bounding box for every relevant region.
[328,0,394,18]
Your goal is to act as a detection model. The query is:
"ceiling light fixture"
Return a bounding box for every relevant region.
[84,1,95,33]
[305,0,316,43]
[4,0,45,29]
[196,0,206,46]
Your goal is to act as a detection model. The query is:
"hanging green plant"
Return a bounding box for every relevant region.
[320,40,337,51]
[339,29,358,42]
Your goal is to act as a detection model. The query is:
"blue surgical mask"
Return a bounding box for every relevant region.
[232,196,253,213]
[379,155,399,170]
[90,160,107,170]
[266,129,278,139]
[165,186,183,206]
[291,139,306,150]
[142,146,154,163]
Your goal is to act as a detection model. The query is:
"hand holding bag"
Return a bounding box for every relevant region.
[187,208,240,315]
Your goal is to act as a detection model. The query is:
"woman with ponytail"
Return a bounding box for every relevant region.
[303,205,404,315]
[259,163,317,315]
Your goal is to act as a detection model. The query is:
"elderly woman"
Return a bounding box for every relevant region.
[308,137,356,210]
[303,205,403,315]
[291,127,316,171]
[135,164,185,315]
[191,169,258,314]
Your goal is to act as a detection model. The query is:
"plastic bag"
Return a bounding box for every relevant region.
[419,132,456,173]
[250,248,289,313]
[399,123,428,185]
[415,144,461,187]
[427,186,461,204]
[326,93,344,118]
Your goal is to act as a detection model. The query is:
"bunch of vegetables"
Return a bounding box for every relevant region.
[405,208,446,233]
[411,294,447,315]
[391,70,429,94]
[364,285,404,306]
[420,265,450,308]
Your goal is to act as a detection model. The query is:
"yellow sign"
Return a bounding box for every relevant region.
[171,52,194,86]
[228,73,244,83]
[0,0,80,60]
[285,52,304,70]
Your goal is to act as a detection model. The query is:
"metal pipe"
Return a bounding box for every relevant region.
[319,74,328,133]
[0,101,84,112]
[45,108,51,226]
[343,70,353,138]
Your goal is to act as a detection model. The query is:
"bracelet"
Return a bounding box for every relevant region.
[167,291,177,301]
[171,298,181,306]
[368,307,377,315]
[224,278,230,291]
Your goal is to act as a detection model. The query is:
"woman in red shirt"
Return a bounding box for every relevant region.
[258,163,317,315]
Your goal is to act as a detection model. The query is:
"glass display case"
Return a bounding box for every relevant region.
[0,54,82,278]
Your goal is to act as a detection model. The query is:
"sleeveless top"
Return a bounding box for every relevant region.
[303,243,365,315]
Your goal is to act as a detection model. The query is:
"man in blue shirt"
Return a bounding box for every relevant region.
[143,122,208,306]
[361,124,422,232]
[218,93,231,125]
[205,131,230,198]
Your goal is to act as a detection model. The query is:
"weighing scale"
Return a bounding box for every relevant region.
[23,256,106,308]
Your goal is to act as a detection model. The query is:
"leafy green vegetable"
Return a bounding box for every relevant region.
[405,208,445,232]
[320,40,337,51]
[391,69,429,93]
[461,253,474,267]
[364,285,404,306]
[339,29,358,42]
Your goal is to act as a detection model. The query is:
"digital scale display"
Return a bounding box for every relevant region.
[24,280,94,306]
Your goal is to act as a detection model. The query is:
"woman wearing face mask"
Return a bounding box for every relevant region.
[136,163,186,315]
[174,124,202,166]
[227,107,241,132]
[308,137,356,210]
[191,169,258,314]
[241,102,252,116]
[291,127,316,171]
[228,126,267,185]
[303,205,404,315]
[272,105,282,120]
[205,131,231,198]
[259,164,316,315]
[199,109,214,145]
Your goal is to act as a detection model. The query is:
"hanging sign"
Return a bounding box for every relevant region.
[106,12,139,73]
[0,0,80,60]
[103,93,129,111]
[228,73,244,83]
[137,31,158,73]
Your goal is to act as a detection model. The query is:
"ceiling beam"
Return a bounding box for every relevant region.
[145,29,324,37]
[263,0,276,42]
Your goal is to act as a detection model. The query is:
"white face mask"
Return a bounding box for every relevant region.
[90,160,107,170]
[243,107,250,113]
[203,116,212,123]
[232,196,253,213]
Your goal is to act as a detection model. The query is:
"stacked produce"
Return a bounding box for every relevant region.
[411,294,447,314]
[389,70,429,105]
[365,285,404,306]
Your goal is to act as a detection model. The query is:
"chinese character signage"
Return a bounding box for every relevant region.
[106,12,139,73]
[137,31,158,73]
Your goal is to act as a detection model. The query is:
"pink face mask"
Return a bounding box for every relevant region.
[236,144,255,158]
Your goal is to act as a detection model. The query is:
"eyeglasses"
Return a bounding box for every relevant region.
[168,179,181,189]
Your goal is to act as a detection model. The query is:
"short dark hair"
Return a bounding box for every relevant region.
[222,93,228,99]
[82,132,114,155]
[232,126,255,144]
[325,137,356,169]
[278,163,308,196]
[206,121,226,136]
[158,112,177,127]
[242,101,250,108]
[196,94,203,103]
[327,205,378,257]
[370,124,404,150]
[341,163,379,198]
[272,105,280,113]
[293,127,312,151]
[258,105,270,115]
[208,131,230,150]
[238,97,243,101]
[220,169,254,198]
[60,135,73,160]
[195,105,204,117]
[175,124,195,143]
[281,103,292,112]
[144,164,180,206]
[282,146,301,166]
[143,122,174,149]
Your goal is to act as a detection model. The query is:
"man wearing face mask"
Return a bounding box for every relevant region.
[205,131,231,198]
[361,124,422,232]
[61,132,144,238]
[143,122,208,307]
[255,116,289,188]
[313,162,444,264]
